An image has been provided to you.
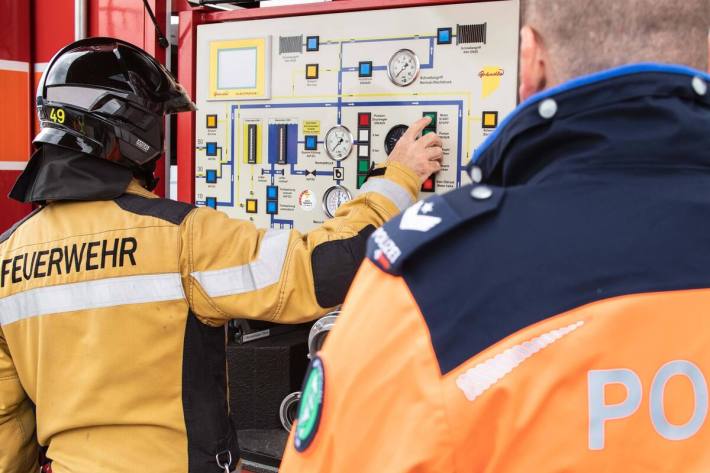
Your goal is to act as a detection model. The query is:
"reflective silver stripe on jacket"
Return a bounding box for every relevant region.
[359,178,413,212]
[190,229,291,298]
[0,273,185,326]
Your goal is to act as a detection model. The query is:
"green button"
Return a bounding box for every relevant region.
[358,159,370,172]
[422,128,435,135]
[423,111,437,127]
[357,175,367,188]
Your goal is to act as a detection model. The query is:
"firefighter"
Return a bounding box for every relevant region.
[0,37,442,473]
[280,1,710,471]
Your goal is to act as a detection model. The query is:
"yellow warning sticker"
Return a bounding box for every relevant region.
[303,120,321,134]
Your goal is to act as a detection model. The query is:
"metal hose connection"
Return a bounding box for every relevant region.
[307,310,340,359]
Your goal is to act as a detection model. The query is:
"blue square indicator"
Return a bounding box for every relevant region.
[205,197,217,209]
[206,169,217,184]
[437,27,452,45]
[266,201,278,215]
[358,61,373,78]
[305,135,318,151]
[306,36,319,52]
[266,186,278,200]
[206,142,217,156]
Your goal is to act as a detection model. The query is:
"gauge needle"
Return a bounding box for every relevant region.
[395,62,409,78]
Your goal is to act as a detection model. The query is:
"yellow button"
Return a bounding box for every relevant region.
[306,64,319,80]
[482,111,498,128]
[206,115,217,128]
[246,199,257,214]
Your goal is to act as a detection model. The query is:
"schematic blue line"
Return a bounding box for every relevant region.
[230,108,235,207]
[202,108,238,207]
[239,102,339,109]
[271,218,294,228]
[337,43,344,124]
[341,36,436,72]
[240,101,461,110]
[457,106,463,187]
[290,164,306,176]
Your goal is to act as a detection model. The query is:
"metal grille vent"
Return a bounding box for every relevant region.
[456,23,487,45]
[279,35,303,54]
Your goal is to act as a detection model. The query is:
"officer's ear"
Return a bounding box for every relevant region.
[519,26,550,102]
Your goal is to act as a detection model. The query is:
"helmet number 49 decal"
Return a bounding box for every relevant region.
[49,108,66,124]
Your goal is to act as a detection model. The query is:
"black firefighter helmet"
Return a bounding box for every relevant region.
[34,37,194,188]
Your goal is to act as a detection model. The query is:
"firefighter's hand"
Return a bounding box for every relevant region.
[387,116,443,183]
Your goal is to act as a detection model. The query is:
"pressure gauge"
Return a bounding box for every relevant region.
[325,125,354,161]
[384,124,409,155]
[387,49,420,87]
[322,185,352,218]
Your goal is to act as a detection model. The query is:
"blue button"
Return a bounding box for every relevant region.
[206,142,217,156]
[206,169,217,184]
[205,197,217,209]
[267,186,278,200]
[437,27,452,45]
[266,201,278,215]
[305,135,318,150]
[306,36,319,51]
[359,61,372,78]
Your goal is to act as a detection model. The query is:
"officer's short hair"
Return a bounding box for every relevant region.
[521,0,710,82]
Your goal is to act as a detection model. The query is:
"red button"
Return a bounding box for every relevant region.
[358,113,371,127]
[421,177,435,191]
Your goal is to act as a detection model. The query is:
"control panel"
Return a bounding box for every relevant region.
[195,1,519,231]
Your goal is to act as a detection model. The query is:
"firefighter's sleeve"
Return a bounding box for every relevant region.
[0,327,38,473]
[181,162,419,325]
[279,259,455,473]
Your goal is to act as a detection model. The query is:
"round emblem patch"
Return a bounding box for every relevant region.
[294,356,325,452]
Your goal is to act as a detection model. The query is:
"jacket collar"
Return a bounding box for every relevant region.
[469,63,710,186]
[9,144,135,204]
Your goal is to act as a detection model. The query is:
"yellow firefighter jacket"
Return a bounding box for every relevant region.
[0,162,418,473]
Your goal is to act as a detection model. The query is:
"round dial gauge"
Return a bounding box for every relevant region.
[325,125,354,161]
[322,185,352,218]
[387,49,421,87]
[384,124,409,155]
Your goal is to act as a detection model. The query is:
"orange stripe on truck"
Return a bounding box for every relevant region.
[0,68,30,163]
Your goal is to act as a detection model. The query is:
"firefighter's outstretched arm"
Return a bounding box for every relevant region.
[279,259,454,472]
[0,328,38,473]
[182,117,442,325]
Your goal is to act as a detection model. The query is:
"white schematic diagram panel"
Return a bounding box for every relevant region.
[195,1,519,231]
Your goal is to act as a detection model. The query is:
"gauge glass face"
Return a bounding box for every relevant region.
[384,124,409,155]
[325,126,354,161]
[387,49,420,87]
[323,185,352,218]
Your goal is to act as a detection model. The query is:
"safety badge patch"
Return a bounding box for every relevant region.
[294,356,325,452]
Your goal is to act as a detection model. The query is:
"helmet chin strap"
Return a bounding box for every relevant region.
[141,163,159,191]
[107,140,159,191]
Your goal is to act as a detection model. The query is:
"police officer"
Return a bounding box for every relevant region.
[0,38,442,473]
[280,1,710,471]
